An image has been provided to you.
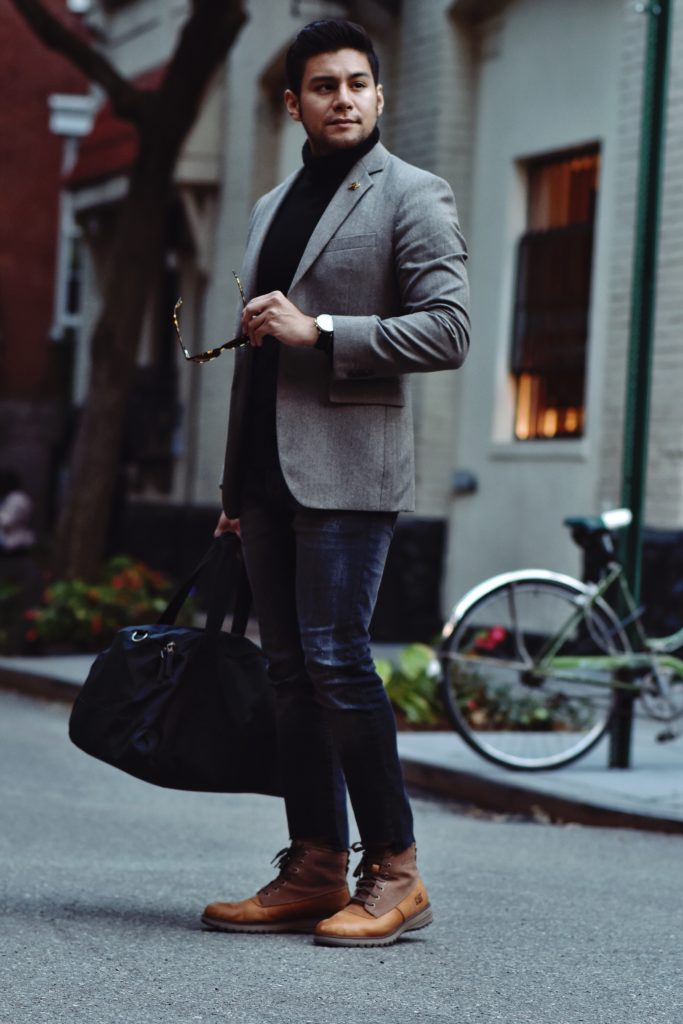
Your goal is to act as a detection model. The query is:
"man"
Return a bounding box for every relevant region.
[203,19,469,948]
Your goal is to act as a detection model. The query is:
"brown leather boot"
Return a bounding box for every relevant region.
[313,842,432,947]
[201,841,350,933]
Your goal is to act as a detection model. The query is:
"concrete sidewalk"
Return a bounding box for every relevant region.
[2,652,683,835]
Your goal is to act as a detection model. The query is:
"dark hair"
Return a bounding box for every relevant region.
[285,20,379,95]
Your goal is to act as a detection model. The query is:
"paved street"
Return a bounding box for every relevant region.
[1,690,682,1024]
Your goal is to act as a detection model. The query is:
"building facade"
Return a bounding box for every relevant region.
[39,0,683,627]
[0,1,86,526]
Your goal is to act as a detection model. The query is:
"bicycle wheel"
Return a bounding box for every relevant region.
[440,571,630,770]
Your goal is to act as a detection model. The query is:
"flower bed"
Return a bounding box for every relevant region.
[23,556,191,653]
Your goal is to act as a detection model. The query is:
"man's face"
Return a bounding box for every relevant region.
[285,48,384,156]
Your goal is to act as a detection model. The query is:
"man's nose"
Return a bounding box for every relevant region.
[333,86,353,108]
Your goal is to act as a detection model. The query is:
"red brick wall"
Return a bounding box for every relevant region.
[0,2,86,400]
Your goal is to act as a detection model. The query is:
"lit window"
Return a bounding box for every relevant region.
[511,147,600,440]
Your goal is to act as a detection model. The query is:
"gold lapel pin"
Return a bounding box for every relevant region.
[349,181,361,191]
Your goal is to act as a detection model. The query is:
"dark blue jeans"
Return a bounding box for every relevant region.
[239,456,415,853]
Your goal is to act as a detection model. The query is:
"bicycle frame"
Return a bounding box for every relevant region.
[532,562,683,694]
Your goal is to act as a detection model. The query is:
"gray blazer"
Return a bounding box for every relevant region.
[221,141,470,516]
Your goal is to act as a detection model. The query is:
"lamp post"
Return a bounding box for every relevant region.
[610,0,672,768]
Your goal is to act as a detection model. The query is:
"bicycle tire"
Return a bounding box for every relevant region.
[439,571,631,770]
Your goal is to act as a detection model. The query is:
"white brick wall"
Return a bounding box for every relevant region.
[444,0,627,602]
[599,0,683,529]
[646,0,683,526]
[597,3,647,512]
[390,0,477,517]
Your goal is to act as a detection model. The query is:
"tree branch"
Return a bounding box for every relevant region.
[148,0,248,159]
[8,0,146,124]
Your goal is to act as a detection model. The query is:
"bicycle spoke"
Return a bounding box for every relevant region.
[506,583,533,667]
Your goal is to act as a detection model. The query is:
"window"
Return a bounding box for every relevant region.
[511,147,600,440]
[53,207,85,339]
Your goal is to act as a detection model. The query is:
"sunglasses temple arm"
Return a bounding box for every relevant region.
[232,271,247,307]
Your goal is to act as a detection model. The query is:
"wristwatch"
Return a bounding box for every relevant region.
[314,313,334,354]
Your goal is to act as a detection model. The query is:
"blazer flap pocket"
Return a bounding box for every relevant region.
[329,377,405,407]
[324,233,377,253]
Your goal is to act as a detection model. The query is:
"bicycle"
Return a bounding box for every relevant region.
[438,508,683,771]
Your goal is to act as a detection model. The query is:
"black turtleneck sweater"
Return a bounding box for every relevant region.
[242,126,380,488]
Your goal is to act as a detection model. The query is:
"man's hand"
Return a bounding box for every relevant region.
[214,512,240,537]
[242,291,318,349]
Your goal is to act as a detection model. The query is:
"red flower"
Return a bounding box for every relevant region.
[473,626,507,652]
[23,609,38,621]
[90,615,104,635]
[123,569,143,591]
[25,629,39,643]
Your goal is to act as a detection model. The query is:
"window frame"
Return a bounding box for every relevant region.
[509,144,601,443]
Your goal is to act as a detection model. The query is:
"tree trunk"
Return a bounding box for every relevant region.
[47,1,247,580]
[54,153,171,580]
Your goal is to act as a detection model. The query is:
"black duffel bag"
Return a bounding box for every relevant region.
[68,534,281,796]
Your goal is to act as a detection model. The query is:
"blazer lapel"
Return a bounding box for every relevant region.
[239,169,300,300]
[289,142,389,293]
[229,173,298,380]
[232,169,300,382]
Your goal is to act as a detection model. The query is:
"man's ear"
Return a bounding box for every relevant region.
[376,83,384,118]
[284,89,301,122]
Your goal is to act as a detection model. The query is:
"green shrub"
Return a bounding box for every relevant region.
[375,643,442,725]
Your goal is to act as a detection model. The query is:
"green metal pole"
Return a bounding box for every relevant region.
[610,0,672,768]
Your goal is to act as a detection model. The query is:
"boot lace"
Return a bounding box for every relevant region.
[259,844,307,897]
[349,842,394,910]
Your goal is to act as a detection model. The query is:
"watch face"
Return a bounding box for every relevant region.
[317,314,334,334]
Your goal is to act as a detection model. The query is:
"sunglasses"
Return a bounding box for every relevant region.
[173,272,249,364]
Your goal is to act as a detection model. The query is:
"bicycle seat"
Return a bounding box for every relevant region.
[563,508,632,535]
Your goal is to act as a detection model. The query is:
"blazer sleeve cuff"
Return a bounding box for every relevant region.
[331,315,381,380]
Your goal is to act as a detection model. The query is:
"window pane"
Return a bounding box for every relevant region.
[511,222,594,374]
[515,372,585,440]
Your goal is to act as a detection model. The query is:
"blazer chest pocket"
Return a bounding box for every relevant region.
[323,233,377,254]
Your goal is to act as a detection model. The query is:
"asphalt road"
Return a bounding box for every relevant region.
[1,690,682,1024]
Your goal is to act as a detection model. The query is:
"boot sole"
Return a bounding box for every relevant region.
[313,904,434,948]
[201,914,323,934]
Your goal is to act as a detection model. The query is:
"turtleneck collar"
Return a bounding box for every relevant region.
[301,125,380,181]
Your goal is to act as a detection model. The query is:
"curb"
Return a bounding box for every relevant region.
[0,667,81,705]
[400,757,683,836]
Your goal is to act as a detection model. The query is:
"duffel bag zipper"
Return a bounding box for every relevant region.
[160,640,177,678]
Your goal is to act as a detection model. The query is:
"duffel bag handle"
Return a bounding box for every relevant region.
[157,534,251,636]
[228,556,252,637]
